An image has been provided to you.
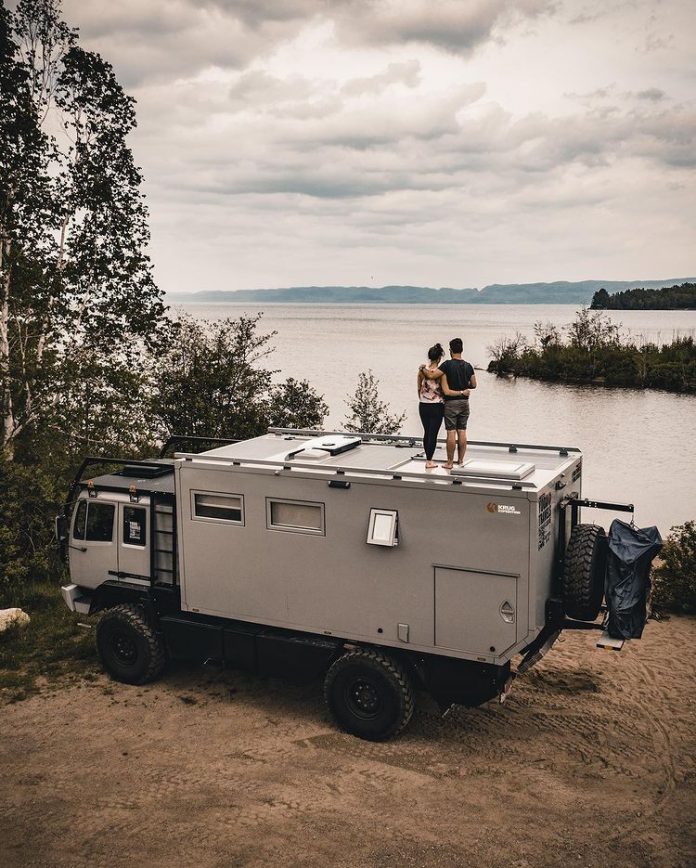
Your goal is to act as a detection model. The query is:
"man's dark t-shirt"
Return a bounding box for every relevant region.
[439,359,474,401]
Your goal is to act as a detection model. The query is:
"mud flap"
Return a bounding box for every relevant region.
[499,674,515,704]
[516,628,561,675]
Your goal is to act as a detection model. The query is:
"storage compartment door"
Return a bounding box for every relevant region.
[435,568,518,656]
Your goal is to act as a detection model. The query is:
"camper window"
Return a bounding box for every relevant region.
[192,492,244,524]
[367,509,399,547]
[85,502,115,542]
[267,499,325,536]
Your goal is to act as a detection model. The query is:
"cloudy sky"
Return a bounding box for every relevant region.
[61,0,695,292]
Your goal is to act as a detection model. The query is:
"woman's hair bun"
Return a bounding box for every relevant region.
[428,342,444,361]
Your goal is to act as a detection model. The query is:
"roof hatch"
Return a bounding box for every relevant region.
[284,434,362,462]
[451,459,535,481]
[120,463,173,479]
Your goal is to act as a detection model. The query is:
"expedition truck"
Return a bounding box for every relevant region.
[57,429,640,741]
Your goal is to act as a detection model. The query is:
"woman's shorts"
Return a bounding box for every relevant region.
[444,398,470,431]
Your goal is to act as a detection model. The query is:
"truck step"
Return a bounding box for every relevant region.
[596,631,624,651]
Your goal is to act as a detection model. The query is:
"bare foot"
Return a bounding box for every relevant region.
[425,461,437,469]
[443,463,454,470]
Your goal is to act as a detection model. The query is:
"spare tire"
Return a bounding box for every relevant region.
[561,523,607,621]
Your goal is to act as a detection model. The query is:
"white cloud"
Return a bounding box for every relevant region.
[50,0,696,289]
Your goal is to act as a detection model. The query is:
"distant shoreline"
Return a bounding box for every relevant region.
[173,299,591,306]
[167,278,696,307]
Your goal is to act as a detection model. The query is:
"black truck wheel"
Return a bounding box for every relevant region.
[561,523,608,621]
[96,604,166,685]
[324,648,414,741]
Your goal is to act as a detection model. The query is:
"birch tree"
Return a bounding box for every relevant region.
[0,0,167,460]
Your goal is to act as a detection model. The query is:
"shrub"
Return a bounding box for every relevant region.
[603,351,640,387]
[652,521,696,613]
[0,461,65,593]
[645,362,687,392]
[344,370,406,434]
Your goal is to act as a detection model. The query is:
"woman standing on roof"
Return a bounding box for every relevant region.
[417,343,446,469]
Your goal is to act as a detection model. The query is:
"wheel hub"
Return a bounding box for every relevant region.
[347,678,381,717]
[111,632,137,665]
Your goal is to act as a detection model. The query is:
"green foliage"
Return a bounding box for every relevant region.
[487,332,527,372]
[151,313,273,441]
[152,313,329,440]
[0,583,96,703]
[487,310,696,393]
[590,283,696,310]
[652,522,696,614]
[0,461,64,589]
[268,378,329,430]
[344,370,406,434]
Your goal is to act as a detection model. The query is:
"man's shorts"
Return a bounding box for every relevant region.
[444,398,470,431]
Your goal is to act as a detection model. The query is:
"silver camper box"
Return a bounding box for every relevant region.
[59,429,631,740]
[175,431,573,666]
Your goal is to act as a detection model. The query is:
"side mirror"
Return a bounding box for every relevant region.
[55,514,68,543]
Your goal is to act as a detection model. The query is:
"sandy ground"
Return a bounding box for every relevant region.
[1,616,695,868]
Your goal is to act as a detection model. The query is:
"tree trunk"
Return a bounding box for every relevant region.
[0,235,16,458]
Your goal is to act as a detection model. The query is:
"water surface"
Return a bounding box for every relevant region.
[177,302,696,533]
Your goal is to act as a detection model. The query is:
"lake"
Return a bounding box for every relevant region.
[177,302,696,534]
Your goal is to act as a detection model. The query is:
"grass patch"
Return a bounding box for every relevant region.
[0,583,98,703]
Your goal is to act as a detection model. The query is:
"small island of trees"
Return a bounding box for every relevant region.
[590,283,696,310]
[487,310,696,393]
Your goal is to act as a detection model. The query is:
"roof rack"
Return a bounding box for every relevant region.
[63,456,174,515]
[159,434,240,458]
[175,449,539,489]
[267,428,580,457]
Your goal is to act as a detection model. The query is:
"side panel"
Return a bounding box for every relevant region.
[175,462,533,665]
[434,568,517,656]
[528,455,583,632]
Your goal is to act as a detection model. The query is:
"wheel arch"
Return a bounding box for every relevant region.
[90,581,155,619]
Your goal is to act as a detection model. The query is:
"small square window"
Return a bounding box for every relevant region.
[267,499,325,535]
[367,509,399,547]
[192,492,244,524]
[123,506,147,546]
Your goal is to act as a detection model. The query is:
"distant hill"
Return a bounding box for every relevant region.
[168,278,696,305]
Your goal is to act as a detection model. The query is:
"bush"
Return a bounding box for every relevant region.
[652,521,696,613]
[645,362,687,392]
[0,461,65,593]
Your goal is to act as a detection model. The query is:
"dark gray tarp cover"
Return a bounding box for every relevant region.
[605,519,662,639]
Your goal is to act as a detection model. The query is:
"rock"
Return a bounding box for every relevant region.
[0,608,31,632]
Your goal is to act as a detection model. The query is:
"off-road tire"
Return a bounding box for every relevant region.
[324,648,414,741]
[96,604,166,685]
[562,523,608,621]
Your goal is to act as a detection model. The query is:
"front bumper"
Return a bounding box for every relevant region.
[61,585,92,615]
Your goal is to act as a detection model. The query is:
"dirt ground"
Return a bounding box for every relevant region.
[1,616,695,868]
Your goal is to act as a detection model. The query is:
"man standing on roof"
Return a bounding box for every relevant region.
[420,337,476,469]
